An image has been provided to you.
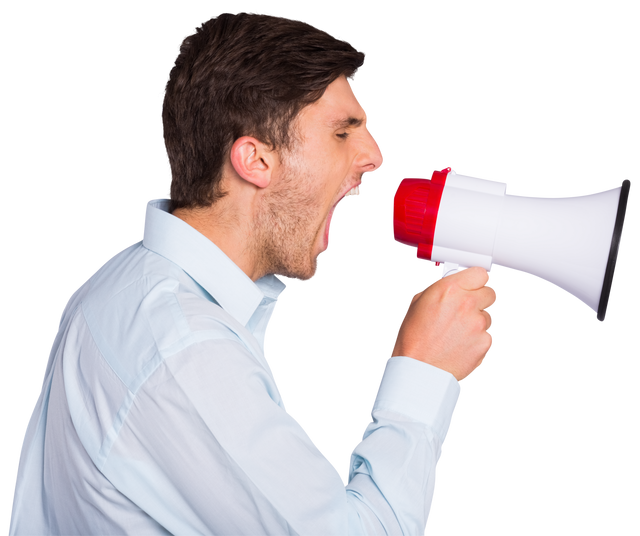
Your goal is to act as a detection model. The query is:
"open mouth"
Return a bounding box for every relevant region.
[323,184,360,248]
[324,197,345,253]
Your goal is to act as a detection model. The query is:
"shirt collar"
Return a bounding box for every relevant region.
[142,199,285,327]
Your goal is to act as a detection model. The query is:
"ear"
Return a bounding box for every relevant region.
[229,136,275,189]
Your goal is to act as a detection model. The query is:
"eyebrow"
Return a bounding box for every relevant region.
[330,117,364,129]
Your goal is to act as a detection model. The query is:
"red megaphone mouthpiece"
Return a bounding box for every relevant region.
[393,168,451,260]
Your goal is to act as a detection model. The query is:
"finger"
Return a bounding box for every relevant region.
[475,285,496,311]
[481,310,492,330]
[482,285,500,310]
[484,311,495,331]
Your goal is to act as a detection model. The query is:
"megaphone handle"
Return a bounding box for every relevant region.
[442,262,468,278]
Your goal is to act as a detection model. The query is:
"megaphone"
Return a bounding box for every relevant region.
[394,168,631,320]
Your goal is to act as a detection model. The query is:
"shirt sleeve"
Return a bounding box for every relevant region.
[348,356,460,534]
[102,339,459,535]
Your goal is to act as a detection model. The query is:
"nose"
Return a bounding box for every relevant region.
[357,127,383,172]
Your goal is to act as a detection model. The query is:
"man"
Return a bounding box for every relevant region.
[173,61,384,283]
[11,13,494,535]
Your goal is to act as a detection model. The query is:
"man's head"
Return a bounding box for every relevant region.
[165,14,382,281]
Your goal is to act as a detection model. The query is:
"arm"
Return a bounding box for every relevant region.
[100,342,456,535]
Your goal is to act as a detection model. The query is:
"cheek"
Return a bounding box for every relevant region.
[297,142,352,208]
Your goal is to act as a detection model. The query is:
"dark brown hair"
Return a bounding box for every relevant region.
[163,13,365,212]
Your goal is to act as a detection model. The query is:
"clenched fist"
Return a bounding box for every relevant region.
[392,267,496,381]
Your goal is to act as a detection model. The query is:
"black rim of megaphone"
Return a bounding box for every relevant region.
[597,179,631,321]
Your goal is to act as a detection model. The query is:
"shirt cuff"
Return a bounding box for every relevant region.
[373,356,460,441]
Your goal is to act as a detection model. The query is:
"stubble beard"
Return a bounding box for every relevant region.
[253,155,323,281]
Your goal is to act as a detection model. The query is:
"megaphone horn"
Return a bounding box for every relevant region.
[394,168,631,321]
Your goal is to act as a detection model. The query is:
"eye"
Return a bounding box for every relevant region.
[336,132,350,140]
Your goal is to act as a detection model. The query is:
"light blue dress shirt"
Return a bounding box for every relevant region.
[11,200,460,535]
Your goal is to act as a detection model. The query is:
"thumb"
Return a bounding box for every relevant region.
[449,266,489,291]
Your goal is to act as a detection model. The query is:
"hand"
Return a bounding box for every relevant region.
[391,267,495,381]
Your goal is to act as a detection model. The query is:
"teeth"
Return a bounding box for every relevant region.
[345,185,360,197]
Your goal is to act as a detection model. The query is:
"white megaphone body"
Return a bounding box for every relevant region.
[393,168,631,320]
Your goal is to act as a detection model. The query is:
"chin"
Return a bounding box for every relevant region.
[276,256,318,281]
[298,255,321,284]
[275,254,322,285]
